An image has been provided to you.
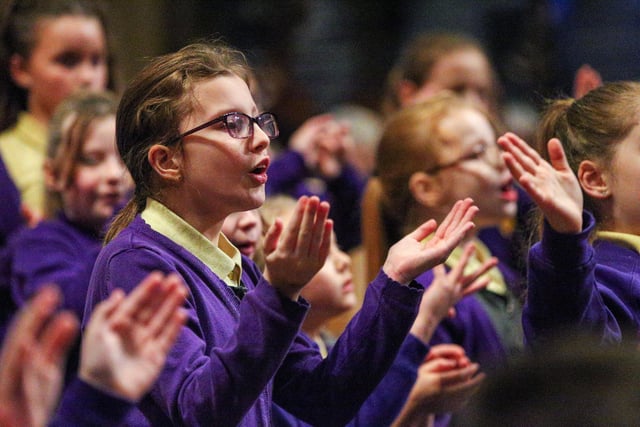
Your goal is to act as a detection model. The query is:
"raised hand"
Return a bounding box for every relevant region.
[409,242,496,343]
[498,132,583,234]
[262,196,333,300]
[0,286,79,427]
[391,344,485,427]
[382,198,478,285]
[79,272,187,401]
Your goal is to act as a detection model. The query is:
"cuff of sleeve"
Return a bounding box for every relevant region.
[398,334,430,368]
[249,277,310,322]
[52,378,134,426]
[540,211,595,268]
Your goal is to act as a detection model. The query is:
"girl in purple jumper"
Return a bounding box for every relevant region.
[85,41,481,426]
[8,90,129,321]
[499,81,640,345]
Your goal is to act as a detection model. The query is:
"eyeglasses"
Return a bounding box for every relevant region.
[174,111,279,142]
[424,143,497,175]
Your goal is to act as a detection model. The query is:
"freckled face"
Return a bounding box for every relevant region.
[177,75,271,223]
[15,15,108,121]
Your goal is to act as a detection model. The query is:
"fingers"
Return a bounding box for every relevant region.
[262,218,283,255]
[547,138,571,171]
[426,344,467,361]
[0,286,62,388]
[144,274,188,341]
[37,311,79,369]
[408,219,437,243]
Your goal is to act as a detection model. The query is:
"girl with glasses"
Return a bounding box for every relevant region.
[84,41,480,426]
[365,92,525,424]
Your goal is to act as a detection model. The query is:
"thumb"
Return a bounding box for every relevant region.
[262,218,283,255]
[547,138,571,172]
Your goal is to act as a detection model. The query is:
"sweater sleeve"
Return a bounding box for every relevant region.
[523,211,622,345]
[273,270,423,426]
[87,246,309,426]
[347,334,429,427]
[49,378,134,427]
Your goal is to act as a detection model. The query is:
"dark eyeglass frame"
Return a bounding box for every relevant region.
[424,143,489,175]
[173,111,279,142]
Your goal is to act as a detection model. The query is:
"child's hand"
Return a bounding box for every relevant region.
[263,196,333,300]
[498,132,583,234]
[79,272,187,401]
[0,285,78,427]
[382,198,478,285]
[409,243,496,343]
[391,344,485,427]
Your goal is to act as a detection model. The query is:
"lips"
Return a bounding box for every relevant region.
[250,157,270,184]
[500,180,519,202]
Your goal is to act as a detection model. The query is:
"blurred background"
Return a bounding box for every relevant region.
[109,0,640,141]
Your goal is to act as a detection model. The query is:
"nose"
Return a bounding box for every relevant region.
[333,247,352,272]
[251,123,271,152]
[238,210,259,229]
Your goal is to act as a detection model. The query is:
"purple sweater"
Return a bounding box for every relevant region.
[8,213,102,319]
[524,211,640,345]
[266,150,366,251]
[85,216,422,426]
[273,333,430,426]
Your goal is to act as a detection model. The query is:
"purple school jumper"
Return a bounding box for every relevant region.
[273,334,430,426]
[524,211,640,345]
[8,213,102,319]
[266,149,366,251]
[0,155,22,342]
[50,379,135,426]
[85,215,422,426]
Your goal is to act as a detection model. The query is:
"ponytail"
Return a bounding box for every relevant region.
[104,194,146,244]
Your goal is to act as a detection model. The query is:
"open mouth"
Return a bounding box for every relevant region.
[500,180,519,202]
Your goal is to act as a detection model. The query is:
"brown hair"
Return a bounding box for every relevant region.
[105,41,251,243]
[534,81,640,224]
[45,90,117,216]
[0,0,118,131]
[363,93,501,277]
[381,32,497,116]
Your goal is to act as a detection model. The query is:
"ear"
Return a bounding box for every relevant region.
[9,54,33,89]
[397,79,418,108]
[43,159,63,192]
[578,159,610,199]
[408,171,443,209]
[148,144,182,182]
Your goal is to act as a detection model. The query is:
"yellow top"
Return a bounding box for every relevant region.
[445,237,507,296]
[141,198,243,288]
[596,230,640,254]
[0,112,48,215]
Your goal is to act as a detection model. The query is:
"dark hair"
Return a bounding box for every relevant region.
[46,90,117,216]
[105,41,251,243]
[0,0,117,131]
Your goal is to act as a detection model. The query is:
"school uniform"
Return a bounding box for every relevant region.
[0,155,22,343]
[524,211,640,345]
[266,149,366,251]
[50,379,135,427]
[85,199,422,426]
[0,113,48,215]
[273,333,430,426]
[8,213,102,319]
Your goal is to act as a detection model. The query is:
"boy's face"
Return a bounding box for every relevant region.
[175,75,271,224]
[301,235,357,318]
